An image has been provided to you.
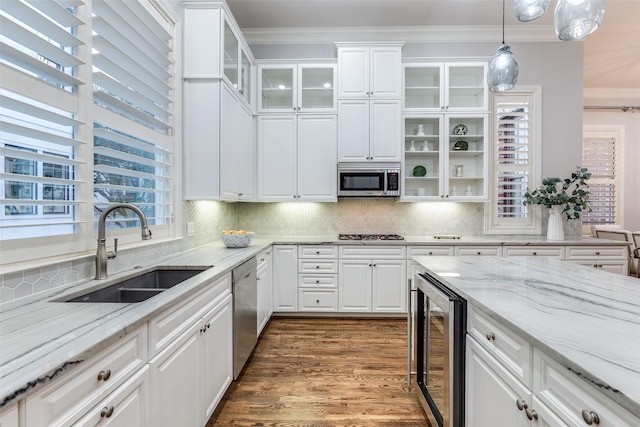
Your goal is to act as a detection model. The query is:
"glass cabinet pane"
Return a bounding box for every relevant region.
[404,66,441,110]
[261,68,294,110]
[404,116,442,198]
[240,49,251,104]
[299,66,334,109]
[223,23,238,88]
[447,116,486,198]
[447,65,485,109]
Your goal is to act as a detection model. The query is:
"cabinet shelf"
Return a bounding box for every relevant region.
[405,151,439,156]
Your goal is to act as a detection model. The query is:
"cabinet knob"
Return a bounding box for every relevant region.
[476,252,482,255]
[486,331,495,341]
[315,265,320,269]
[100,406,115,418]
[97,369,111,382]
[581,410,600,425]
[532,251,537,255]
[316,299,320,304]
[525,408,538,421]
[315,280,320,284]
[316,251,320,254]
[428,251,433,255]
[373,264,377,267]
[595,251,600,255]
[516,399,527,411]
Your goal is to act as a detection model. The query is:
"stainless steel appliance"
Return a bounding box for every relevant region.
[410,271,466,427]
[232,257,257,379]
[338,233,404,240]
[337,162,400,197]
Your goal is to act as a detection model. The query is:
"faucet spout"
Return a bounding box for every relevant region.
[96,203,152,279]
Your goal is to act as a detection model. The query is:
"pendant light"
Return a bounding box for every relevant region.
[554,0,606,41]
[514,0,550,22]
[488,0,519,92]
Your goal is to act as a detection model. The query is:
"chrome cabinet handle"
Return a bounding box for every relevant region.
[100,406,114,418]
[486,331,495,341]
[581,410,600,425]
[516,399,527,411]
[97,369,111,381]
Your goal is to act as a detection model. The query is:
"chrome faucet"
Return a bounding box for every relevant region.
[95,203,152,279]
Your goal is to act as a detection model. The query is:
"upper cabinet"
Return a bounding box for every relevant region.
[258,64,337,113]
[403,62,488,112]
[183,3,254,108]
[337,43,403,99]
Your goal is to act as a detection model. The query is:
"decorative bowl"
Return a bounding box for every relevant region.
[220,231,254,248]
[453,140,469,151]
[412,165,427,177]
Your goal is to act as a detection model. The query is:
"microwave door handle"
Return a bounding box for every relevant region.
[383,172,388,194]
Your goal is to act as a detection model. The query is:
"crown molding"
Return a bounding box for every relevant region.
[240,25,561,45]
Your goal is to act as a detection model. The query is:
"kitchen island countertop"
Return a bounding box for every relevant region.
[412,255,640,418]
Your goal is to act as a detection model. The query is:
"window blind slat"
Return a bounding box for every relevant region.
[93,91,171,132]
[23,0,85,28]
[0,95,83,126]
[0,121,82,147]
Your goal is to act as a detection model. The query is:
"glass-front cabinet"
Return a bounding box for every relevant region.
[403,62,487,112]
[403,114,487,201]
[259,64,336,113]
[240,49,251,104]
[222,21,252,106]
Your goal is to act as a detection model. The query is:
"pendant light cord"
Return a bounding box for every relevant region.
[501,0,506,44]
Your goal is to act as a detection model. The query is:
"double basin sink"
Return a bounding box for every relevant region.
[61,266,212,303]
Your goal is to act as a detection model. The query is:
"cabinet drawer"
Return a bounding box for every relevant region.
[565,246,627,260]
[407,246,455,257]
[533,350,639,427]
[456,246,503,257]
[26,325,147,427]
[567,260,629,275]
[298,245,339,258]
[298,274,338,288]
[468,306,531,386]
[503,246,565,258]
[298,260,338,274]
[339,245,406,259]
[0,402,18,427]
[256,247,272,270]
[298,289,338,311]
[148,273,231,357]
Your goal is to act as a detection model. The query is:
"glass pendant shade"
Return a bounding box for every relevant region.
[554,0,605,41]
[488,44,519,92]
[514,0,551,22]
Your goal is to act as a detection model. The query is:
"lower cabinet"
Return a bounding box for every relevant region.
[272,245,298,311]
[564,245,629,275]
[149,293,233,427]
[257,247,273,335]
[0,403,18,427]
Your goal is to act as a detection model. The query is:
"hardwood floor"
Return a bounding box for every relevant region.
[207,317,430,426]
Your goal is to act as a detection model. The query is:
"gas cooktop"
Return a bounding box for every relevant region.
[338,234,405,241]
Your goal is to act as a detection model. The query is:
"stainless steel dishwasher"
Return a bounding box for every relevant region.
[232,257,257,379]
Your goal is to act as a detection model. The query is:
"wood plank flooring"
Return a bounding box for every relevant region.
[207,317,430,426]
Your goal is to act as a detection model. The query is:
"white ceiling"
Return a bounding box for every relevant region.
[226,0,640,100]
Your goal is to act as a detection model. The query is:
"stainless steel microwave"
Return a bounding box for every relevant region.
[337,162,400,197]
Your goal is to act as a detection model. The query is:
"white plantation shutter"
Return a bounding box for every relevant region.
[485,89,541,234]
[0,0,87,244]
[582,126,622,227]
[91,0,175,238]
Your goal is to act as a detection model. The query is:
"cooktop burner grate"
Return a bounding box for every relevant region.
[338,233,405,241]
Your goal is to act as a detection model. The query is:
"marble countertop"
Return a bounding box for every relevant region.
[0,235,630,409]
[412,256,640,418]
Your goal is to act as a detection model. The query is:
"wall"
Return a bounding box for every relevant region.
[584,110,640,231]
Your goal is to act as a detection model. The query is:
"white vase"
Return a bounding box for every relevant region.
[547,205,565,241]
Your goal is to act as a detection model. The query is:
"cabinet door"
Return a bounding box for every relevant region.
[369,46,402,98]
[183,7,222,78]
[236,103,254,199]
[258,116,297,201]
[257,249,273,335]
[338,260,372,312]
[239,48,252,105]
[444,63,487,111]
[198,295,233,425]
[298,64,336,112]
[272,245,298,311]
[372,260,406,313]
[149,331,199,427]
[403,115,443,199]
[259,65,296,112]
[0,403,18,427]
[73,367,149,427]
[183,80,220,200]
[337,99,370,161]
[223,22,239,88]
[220,83,240,200]
[466,337,531,427]
[403,63,443,111]
[370,100,401,161]
[297,115,337,201]
[337,47,369,98]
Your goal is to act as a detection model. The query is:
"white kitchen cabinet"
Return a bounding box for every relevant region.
[337,44,403,99]
[455,245,502,257]
[338,246,406,313]
[402,113,488,200]
[220,82,254,201]
[26,326,148,427]
[73,366,150,427]
[257,247,273,335]
[503,246,565,258]
[258,63,336,113]
[198,294,233,425]
[0,403,18,427]
[403,62,487,112]
[564,245,629,275]
[338,99,401,162]
[298,245,339,312]
[272,245,298,312]
[258,114,337,201]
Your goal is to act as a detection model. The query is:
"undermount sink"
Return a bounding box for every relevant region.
[62,267,211,303]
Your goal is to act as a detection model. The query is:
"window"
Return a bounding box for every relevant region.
[581,125,623,230]
[1,0,176,265]
[485,87,542,234]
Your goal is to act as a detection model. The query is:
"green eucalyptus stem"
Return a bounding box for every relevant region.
[523,167,592,220]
